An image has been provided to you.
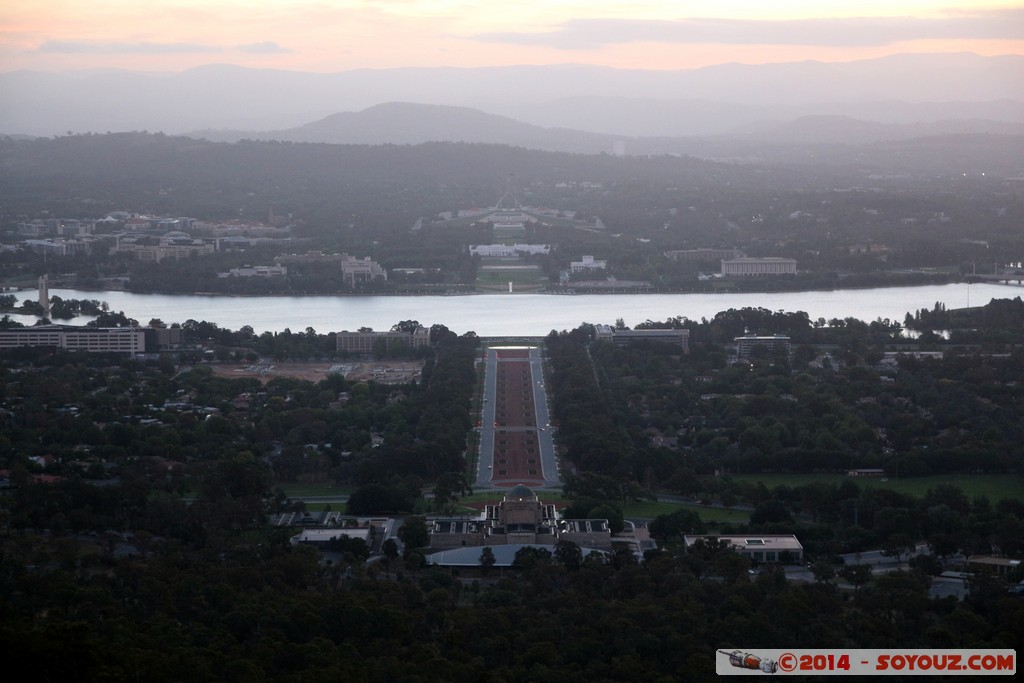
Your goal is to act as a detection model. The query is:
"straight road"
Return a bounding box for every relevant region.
[529,347,560,487]
[475,348,498,488]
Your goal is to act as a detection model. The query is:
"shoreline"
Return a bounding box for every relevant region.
[10,276,976,300]
[4,281,1009,336]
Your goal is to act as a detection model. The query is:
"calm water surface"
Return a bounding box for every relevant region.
[16,282,1017,335]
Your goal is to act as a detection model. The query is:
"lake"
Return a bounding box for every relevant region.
[12,282,1018,335]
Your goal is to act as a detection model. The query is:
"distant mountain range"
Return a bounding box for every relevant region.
[2,52,1023,139]
[187,102,1024,157]
[190,103,616,153]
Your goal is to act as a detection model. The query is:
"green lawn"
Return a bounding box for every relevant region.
[493,226,527,240]
[476,266,548,290]
[730,473,1024,502]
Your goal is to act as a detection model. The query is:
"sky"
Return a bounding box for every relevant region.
[1,1,1023,73]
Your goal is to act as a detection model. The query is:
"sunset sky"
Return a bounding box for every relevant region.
[2,1,1022,72]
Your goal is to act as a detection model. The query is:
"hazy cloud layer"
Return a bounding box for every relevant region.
[38,40,292,55]
[239,42,293,54]
[473,10,1024,49]
[39,40,221,54]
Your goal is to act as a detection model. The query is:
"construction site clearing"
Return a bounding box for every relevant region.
[209,360,424,384]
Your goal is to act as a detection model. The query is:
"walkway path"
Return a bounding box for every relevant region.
[475,346,561,489]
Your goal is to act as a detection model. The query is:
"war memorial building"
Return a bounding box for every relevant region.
[429,484,612,551]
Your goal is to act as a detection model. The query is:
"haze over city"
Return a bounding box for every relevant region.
[2,1,1022,72]
[2,2,1024,680]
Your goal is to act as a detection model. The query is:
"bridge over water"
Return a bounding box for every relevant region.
[967,272,1024,286]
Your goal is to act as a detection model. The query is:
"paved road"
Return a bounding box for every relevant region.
[475,348,498,489]
[529,347,561,487]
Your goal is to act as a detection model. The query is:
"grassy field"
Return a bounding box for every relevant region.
[493,226,527,240]
[476,266,548,291]
[730,473,1024,502]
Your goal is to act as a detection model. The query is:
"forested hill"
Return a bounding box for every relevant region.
[5,131,1021,226]
[0,132,813,221]
[0,131,781,190]
[194,102,623,154]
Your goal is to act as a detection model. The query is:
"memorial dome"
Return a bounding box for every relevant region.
[505,484,537,501]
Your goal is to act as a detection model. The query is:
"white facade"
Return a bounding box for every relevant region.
[570,255,607,272]
[340,255,387,285]
[469,244,550,257]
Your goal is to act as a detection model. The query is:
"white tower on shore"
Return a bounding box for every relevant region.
[38,274,50,318]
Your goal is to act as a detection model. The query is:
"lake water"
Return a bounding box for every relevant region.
[11,282,1018,336]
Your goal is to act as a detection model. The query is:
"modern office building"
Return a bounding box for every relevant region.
[721,257,797,276]
[683,534,804,563]
[0,326,146,355]
[595,325,690,352]
[734,335,791,360]
[336,326,430,353]
[665,248,744,263]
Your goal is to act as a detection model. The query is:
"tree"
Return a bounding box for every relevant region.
[841,564,872,593]
[479,546,496,576]
[750,499,793,526]
[589,503,625,534]
[391,320,421,333]
[346,484,413,515]
[908,553,943,576]
[398,515,430,553]
[512,546,551,569]
[810,559,836,583]
[882,533,915,562]
[648,508,706,541]
[433,471,472,514]
[554,540,583,571]
[381,538,399,575]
